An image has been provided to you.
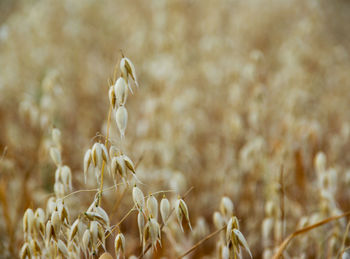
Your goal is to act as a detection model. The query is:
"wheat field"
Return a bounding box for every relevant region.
[1,0,350,258]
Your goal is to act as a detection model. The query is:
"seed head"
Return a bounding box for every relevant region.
[82,229,91,252]
[137,211,145,243]
[50,147,62,166]
[262,218,274,241]
[147,195,158,219]
[45,220,56,241]
[90,221,99,246]
[54,182,65,198]
[213,211,225,229]
[51,211,61,236]
[160,196,170,225]
[114,77,128,106]
[233,229,252,258]
[69,219,80,241]
[225,216,252,258]
[101,144,109,163]
[57,239,69,257]
[35,208,46,236]
[23,208,35,235]
[120,57,139,90]
[46,197,56,216]
[221,245,230,259]
[109,85,117,109]
[111,156,127,179]
[97,223,106,250]
[265,201,277,217]
[61,165,72,191]
[144,218,161,250]
[83,149,92,183]
[115,232,125,258]
[226,216,239,243]
[92,143,103,169]
[30,238,41,256]
[55,167,61,183]
[94,206,110,229]
[123,154,136,174]
[85,210,109,229]
[52,128,61,147]
[20,242,31,259]
[175,198,192,232]
[220,196,234,219]
[115,106,128,139]
[132,186,145,210]
[109,146,121,159]
[315,151,327,173]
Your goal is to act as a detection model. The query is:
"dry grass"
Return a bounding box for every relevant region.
[1,0,350,258]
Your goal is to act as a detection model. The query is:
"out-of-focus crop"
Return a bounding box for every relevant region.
[1,0,350,258]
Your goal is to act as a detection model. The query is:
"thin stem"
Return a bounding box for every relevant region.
[60,183,123,201]
[339,221,350,258]
[98,104,112,206]
[273,210,350,259]
[106,206,137,239]
[178,225,226,259]
[280,164,285,241]
[112,185,128,213]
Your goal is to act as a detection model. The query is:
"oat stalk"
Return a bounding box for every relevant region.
[178,225,226,259]
[98,97,113,206]
[273,211,350,259]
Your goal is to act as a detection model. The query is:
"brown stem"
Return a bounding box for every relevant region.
[98,104,112,206]
[273,211,350,259]
[177,225,226,259]
[279,164,285,241]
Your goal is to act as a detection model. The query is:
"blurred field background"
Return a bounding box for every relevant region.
[1,0,350,258]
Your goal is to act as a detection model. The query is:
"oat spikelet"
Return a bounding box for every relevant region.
[220,196,234,219]
[109,85,116,109]
[114,77,128,106]
[23,208,35,236]
[120,57,139,91]
[175,198,192,232]
[147,195,158,219]
[123,154,136,174]
[138,211,145,244]
[233,229,252,258]
[92,143,103,169]
[115,232,125,259]
[83,149,92,183]
[57,240,69,257]
[144,218,161,251]
[133,186,145,210]
[50,147,62,166]
[115,106,128,139]
[82,229,91,255]
[52,128,61,147]
[160,196,170,225]
[20,243,31,259]
[213,211,225,229]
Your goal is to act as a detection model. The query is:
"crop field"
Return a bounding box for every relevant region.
[1,0,350,258]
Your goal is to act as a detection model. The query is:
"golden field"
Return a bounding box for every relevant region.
[1,0,350,258]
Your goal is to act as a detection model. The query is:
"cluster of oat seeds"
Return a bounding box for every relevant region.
[213,197,252,259]
[20,56,195,259]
